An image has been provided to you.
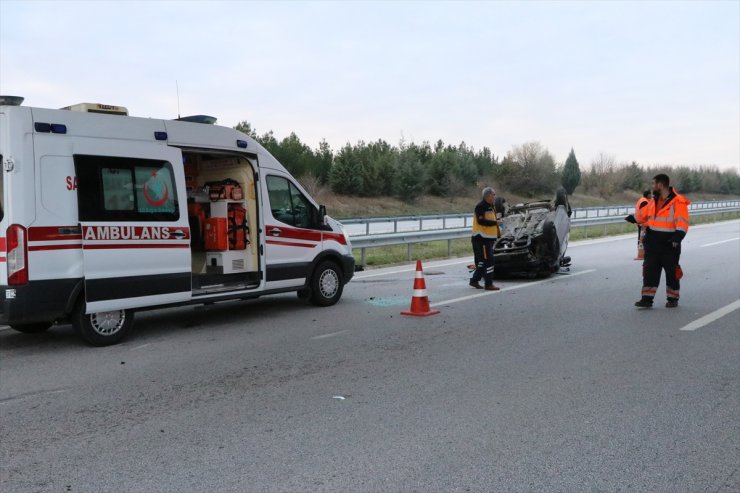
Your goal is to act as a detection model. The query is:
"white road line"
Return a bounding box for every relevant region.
[354,259,471,279]
[431,269,597,307]
[312,329,350,340]
[700,237,740,248]
[679,299,740,331]
[130,343,151,350]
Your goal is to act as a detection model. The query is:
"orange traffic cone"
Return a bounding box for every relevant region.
[401,260,441,317]
[635,228,645,260]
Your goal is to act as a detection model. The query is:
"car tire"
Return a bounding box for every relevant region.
[72,298,134,347]
[542,221,560,258]
[309,261,344,307]
[494,196,507,217]
[9,322,52,334]
[555,188,568,207]
[555,187,573,216]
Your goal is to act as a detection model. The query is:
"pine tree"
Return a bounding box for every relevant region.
[561,148,581,195]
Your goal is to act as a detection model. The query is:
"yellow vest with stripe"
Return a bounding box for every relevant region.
[472,209,500,239]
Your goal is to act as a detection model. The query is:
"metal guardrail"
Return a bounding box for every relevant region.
[342,200,740,237]
[349,202,740,265]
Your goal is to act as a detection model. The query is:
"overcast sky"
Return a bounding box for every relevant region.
[1,0,738,169]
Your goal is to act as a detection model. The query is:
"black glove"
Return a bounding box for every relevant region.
[624,214,637,224]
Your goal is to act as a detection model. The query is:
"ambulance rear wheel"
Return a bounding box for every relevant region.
[310,261,343,307]
[72,300,134,347]
[9,322,52,334]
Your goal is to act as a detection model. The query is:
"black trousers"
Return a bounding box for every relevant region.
[471,236,495,286]
[641,245,681,300]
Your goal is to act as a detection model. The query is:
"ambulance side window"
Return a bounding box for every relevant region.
[75,155,179,222]
[266,175,316,229]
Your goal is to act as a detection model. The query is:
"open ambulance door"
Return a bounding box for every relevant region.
[73,142,192,312]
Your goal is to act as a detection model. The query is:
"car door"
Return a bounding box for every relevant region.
[74,143,191,312]
[263,173,323,289]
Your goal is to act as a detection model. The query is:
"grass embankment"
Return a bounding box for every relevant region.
[310,181,739,220]
[353,211,740,267]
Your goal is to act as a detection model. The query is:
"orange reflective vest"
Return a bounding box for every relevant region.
[636,188,690,239]
[635,196,649,214]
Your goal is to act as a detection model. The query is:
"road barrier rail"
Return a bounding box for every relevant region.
[348,201,740,265]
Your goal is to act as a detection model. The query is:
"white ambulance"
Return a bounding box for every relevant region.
[0,97,355,346]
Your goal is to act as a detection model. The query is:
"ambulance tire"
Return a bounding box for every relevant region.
[72,300,134,347]
[309,261,343,307]
[9,322,52,334]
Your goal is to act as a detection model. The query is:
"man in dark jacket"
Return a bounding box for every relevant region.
[470,187,500,291]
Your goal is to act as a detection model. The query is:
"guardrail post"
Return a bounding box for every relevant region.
[394,220,398,233]
[366,222,370,235]
[361,247,366,267]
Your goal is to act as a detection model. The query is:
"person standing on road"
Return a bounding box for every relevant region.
[634,174,690,308]
[470,187,500,291]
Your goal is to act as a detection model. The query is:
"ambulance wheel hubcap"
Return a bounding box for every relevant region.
[90,311,126,336]
[319,269,339,298]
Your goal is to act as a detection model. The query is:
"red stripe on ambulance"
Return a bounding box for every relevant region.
[266,239,316,248]
[28,226,82,241]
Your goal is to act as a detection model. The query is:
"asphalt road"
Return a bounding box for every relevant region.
[1,220,739,493]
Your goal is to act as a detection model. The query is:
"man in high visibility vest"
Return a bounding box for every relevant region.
[634,174,690,308]
[470,187,501,291]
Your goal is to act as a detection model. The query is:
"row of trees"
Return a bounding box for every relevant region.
[234,121,740,199]
[579,154,740,197]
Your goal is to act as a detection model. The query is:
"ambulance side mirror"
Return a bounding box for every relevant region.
[319,205,327,224]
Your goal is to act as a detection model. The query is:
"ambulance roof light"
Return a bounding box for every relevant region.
[0,96,24,106]
[176,115,217,125]
[61,103,128,116]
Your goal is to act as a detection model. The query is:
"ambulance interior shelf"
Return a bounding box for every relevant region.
[183,153,258,285]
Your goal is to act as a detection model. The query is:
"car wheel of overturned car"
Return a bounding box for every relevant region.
[494,196,507,217]
[310,261,343,307]
[541,221,560,256]
[9,322,53,334]
[555,188,568,207]
[72,298,134,346]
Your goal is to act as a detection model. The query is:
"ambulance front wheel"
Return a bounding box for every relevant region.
[9,322,52,334]
[310,261,344,307]
[72,300,134,347]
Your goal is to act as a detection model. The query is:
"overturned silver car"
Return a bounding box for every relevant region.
[492,189,572,277]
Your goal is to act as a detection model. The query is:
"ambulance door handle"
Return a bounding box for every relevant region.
[269,228,282,236]
[171,231,186,239]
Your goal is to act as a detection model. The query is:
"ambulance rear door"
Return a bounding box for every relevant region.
[73,141,192,312]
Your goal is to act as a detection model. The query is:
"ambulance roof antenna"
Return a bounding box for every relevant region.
[176,80,181,119]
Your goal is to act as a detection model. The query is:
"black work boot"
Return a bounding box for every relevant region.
[635,297,654,308]
[665,298,679,308]
[469,280,483,289]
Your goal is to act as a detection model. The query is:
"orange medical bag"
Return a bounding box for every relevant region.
[228,204,248,250]
[205,217,228,251]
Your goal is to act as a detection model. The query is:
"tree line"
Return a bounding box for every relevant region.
[234,121,740,199]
